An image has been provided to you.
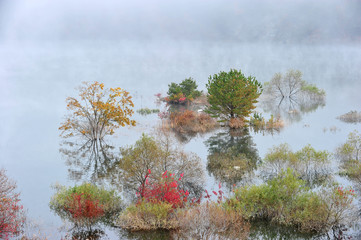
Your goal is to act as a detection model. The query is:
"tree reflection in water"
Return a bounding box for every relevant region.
[59,138,118,184]
[205,128,260,190]
[260,92,325,124]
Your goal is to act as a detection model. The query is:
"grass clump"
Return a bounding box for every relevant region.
[175,202,250,240]
[118,201,178,231]
[49,183,122,229]
[137,108,160,115]
[337,110,361,123]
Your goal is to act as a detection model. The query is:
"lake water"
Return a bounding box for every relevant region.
[1,40,361,239]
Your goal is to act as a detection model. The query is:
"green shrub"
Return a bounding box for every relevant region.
[336,130,361,183]
[226,169,356,233]
[49,183,122,229]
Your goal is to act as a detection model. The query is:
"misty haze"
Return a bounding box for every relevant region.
[0,0,361,239]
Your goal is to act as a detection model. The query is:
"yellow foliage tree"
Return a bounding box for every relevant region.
[59,82,136,140]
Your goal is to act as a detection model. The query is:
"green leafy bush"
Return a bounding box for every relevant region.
[165,78,202,104]
[226,169,356,233]
[49,183,122,229]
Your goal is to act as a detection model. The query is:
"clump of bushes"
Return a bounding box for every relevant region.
[118,171,188,231]
[336,130,361,183]
[0,169,26,240]
[49,183,122,230]
[165,78,202,104]
[226,169,356,233]
[337,110,361,123]
[262,143,330,185]
[168,110,219,135]
[118,171,250,239]
[137,108,160,115]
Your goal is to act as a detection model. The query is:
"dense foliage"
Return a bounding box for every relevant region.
[165,78,202,104]
[206,69,262,125]
[49,183,122,229]
[59,81,136,140]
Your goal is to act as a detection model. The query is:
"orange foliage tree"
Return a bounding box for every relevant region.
[59,82,136,140]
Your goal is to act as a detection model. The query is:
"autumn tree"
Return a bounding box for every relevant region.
[206,69,262,125]
[110,132,204,199]
[59,82,136,141]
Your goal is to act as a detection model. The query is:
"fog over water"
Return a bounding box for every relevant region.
[0,0,361,238]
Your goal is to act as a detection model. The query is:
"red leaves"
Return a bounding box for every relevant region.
[137,171,189,208]
[65,193,105,222]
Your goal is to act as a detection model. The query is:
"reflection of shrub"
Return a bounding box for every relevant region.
[226,169,356,233]
[169,110,218,134]
[49,183,122,229]
[0,169,26,239]
[166,78,202,104]
[176,202,250,239]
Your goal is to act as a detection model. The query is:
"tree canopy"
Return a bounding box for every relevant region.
[206,69,262,124]
[59,82,136,140]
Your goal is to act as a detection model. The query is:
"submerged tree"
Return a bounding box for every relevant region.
[59,82,136,141]
[206,69,262,125]
[261,69,326,123]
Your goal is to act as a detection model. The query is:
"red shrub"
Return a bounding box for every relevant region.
[66,193,105,222]
[137,171,189,208]
[0,169,25,240]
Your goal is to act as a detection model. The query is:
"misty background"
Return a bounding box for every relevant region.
[0,0,361,238]
[0,0,361,43]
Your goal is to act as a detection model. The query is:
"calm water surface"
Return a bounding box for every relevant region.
[0,40,361,239]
